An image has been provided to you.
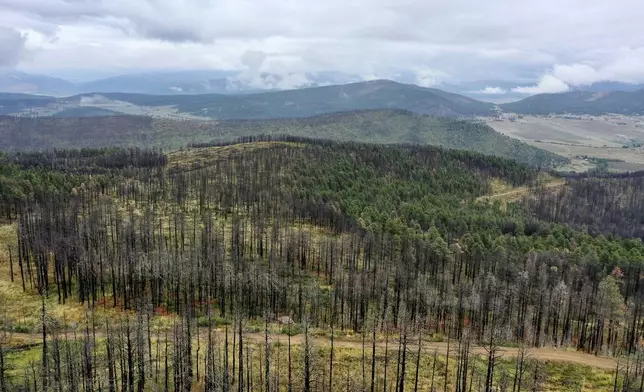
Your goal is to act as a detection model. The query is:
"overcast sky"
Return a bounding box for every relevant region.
[1,0,643,93]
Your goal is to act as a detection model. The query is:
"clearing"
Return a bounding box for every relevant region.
[485,114,644,171]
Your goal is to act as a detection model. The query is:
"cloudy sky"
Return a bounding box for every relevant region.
[1,0,643,93]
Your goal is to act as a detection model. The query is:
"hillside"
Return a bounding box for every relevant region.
[501,89,644,115]
[0,140,640,391]
[0,93,56,115]
[523,171,644,238]
[83,80,495,118]
[0,71,76,96]
[2,80,495,119]
[0,110,567,167]
[50,106,121,118]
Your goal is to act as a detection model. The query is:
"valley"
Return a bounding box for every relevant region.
[486,113,644,171]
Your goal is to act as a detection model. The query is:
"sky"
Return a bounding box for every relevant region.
[1,0,643,94]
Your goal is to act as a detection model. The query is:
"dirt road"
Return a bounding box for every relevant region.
[256,333,616,370]
[476,180,565,203]
[9,330,616,370]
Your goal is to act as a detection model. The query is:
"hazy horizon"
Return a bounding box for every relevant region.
[1,0,643,98]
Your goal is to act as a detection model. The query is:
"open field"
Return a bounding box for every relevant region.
[485,114,644,171]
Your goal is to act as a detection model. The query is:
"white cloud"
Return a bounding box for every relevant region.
[512,75,570,94]
[414,68,448,87]
[0,0,643,88]
[232,72,315,91]
[0,26,29,67]
[471,86,507,95]
[552,64,600,86]
[549,48,644,86]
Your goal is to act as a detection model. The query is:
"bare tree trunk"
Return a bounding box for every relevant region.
[430,349,438,392]
[304,323,311,392]
[330,322,334,392]
[0,336,6,392]
[383,325,389,392]
[287,330,292,392]
[398,329,408,392]
[265,316,270,392]
[41,296,48,392]
[413,332,422,392]
[371,321,377,392]
[238,318,244,392]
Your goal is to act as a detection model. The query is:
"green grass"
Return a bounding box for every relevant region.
[1,334,618,392]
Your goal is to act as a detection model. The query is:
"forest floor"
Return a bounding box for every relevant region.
[0,220,621,391]
[5,329,617,370]
[263,335,617,370]
[0,213,618,377]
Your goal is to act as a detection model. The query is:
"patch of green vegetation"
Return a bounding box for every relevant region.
[0,110,567,167]
[197,315,232,327]
[281,324,304,336]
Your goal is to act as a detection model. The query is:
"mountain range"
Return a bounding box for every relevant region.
[500,89,644,115]
[4,70,644,101]
[1,80,496,118]
[1,77,643,119]
[0,70,363,96]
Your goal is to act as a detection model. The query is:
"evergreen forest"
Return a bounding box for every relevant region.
[0,136,643,391]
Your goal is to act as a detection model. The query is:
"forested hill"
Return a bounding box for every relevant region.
[0,109,567,167]
[0,79,493,118]
[0,137,644,392]
[84,79,494,118]
[523,171,644,238]
[2,139,644,390]
[500,89,644,115]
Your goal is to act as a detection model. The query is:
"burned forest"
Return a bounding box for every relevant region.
[2,136,644,391]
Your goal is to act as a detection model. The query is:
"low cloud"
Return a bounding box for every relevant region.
[552,64,600,86]
[512,75,570,94]
[240,50,267,72]
[414,68,448,88]
[3,0,644,89]
[471,86,506,95]
[233,72,314,91]
[551,48,644,86]
[0,27,28,67]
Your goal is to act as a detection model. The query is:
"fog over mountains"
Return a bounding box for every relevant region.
[0,70,363,96]
[1,77,644,119]
[2,69,642,102]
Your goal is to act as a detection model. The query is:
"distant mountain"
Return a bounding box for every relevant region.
[0,109,566,167]
[444,80,644,103]
[82,70,363,95]
[0,80,495,119]
[0,93,57,115]
[78,70,237,95]
[500,89,644,115]
[575,82,644,93]
[1,70,365,95]
[0,71,76,96]
[76,80,495,118]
